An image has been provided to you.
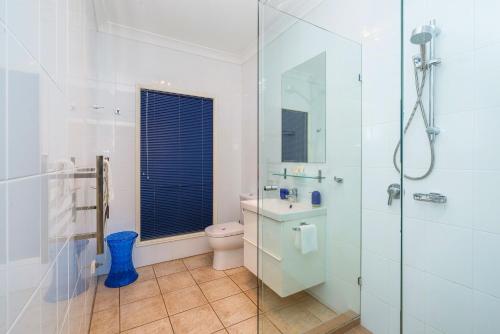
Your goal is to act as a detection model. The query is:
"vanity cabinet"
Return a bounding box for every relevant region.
[243,209,326,297]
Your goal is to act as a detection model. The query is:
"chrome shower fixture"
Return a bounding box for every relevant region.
[393,20,441,180]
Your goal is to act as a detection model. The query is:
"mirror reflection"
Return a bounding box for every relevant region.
[281,52,326,163]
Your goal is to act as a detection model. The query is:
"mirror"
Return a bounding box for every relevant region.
[281,52,326,163]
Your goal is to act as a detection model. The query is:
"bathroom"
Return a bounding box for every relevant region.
[1,0,499,333]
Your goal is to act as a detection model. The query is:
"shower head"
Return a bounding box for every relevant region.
[410,24,437,45]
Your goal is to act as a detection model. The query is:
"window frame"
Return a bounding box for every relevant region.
[135,84,218,246]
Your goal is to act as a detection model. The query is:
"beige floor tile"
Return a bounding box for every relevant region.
[265,303,322,334]
[121,318,173,334]
[120,279,160,305]
[199,277,241,302]
[93,287,119,313]
[260,315,282,334]
[245,286,299,312]
[345,325,372,334]
[213,330,228,334]
[120,295,167,331]
[97,275,108,292]
[135,266,156,283]
[90,308,119,334]
[153,259,187,277]
[157,271,196,294]
[190,266,227,283]
[211,293,258,327]
[226,316,257,334]
[169,304,224,334]
[229,271,258,291]
[244,288,258,304]
[227,315,280,334]
[298,296,337,322]
[182,253,213,270]
[223,266,248,276]
[163,285,208,315]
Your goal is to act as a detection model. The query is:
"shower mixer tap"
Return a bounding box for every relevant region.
[387,184,401,206]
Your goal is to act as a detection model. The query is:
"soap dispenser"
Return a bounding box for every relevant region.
[311,191,321,207]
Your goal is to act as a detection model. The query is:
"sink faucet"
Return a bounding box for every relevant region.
[287,188,298,203]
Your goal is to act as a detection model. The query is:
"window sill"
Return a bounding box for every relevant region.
[135,231,207,247]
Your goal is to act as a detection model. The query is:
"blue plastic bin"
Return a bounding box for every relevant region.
[104,231,139,288]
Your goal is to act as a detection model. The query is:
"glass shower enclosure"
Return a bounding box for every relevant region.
[254,2,362,333]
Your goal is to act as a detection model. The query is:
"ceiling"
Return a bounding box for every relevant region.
[93,0,325,64]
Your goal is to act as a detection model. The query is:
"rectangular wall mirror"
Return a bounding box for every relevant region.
[281,52,326,163]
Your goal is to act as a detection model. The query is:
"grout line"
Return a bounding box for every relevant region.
[155,271,174,334]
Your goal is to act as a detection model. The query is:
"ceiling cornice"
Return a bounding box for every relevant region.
[92,0,326,65]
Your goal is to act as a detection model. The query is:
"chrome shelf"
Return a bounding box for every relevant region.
[272,168,325,183]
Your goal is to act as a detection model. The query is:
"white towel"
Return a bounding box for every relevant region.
[294,224,318,255]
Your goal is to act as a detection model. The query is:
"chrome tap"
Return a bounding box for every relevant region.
[287,188,298,203]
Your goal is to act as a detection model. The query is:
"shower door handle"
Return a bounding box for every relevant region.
[387,184,401,206]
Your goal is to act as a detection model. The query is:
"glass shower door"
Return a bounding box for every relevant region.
[256,2,362,333]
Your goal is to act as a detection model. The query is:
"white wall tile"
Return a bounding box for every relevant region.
[474,108,500,170]
[403,266,427,322]
[0,25,5,181]
[362,209,401,261]
[402,314,425,334]
[403,170,474,229]
[473,231,500,298]
[473,170,500,234]
[473,291,500,334]
[39,264,57,334]
[39,0,58,80]
[434,53,474,116]
[474,0,500,48]
[434,111,475,170]
[362,251,394,305]
[7,35,41,179]
[474,43,500,110]
[361,290,390,334]
[425,222,473,286]
[430,0,474,58]
[6,0,39,59]
[425,274,473,334]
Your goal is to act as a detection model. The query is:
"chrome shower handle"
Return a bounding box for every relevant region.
[387,183,401,206]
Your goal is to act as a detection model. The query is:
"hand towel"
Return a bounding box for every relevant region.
[294,224,318,254]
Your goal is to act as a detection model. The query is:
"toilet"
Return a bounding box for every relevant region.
[205,193,255,270]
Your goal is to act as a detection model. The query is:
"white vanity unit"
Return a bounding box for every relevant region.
[241,199,327,297]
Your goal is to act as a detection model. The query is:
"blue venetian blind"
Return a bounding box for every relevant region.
[140,89,213,241]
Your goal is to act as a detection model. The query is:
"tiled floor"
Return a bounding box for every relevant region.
[90,252,342,334]
[345,325,371,334]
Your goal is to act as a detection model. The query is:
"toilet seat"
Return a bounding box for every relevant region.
[205,222,243,238]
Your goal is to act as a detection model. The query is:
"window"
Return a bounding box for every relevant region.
[138,88,213,241]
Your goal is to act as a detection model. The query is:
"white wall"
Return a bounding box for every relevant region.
[1,0,100,333]
[89,30,244,268]
[241,54,258,195]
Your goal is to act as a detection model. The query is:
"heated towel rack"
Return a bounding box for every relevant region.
[71,155,110,255]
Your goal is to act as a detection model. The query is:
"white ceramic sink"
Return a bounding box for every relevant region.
[241,198,326,222]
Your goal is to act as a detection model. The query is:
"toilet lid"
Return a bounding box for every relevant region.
[205,222,243,238]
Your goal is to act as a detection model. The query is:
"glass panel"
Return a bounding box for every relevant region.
[257,3,362,333]
[401,0,500,333]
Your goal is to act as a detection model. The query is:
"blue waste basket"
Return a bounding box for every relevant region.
[104,231,138,288]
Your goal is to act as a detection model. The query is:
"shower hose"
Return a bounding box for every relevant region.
[393,60,435,180]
